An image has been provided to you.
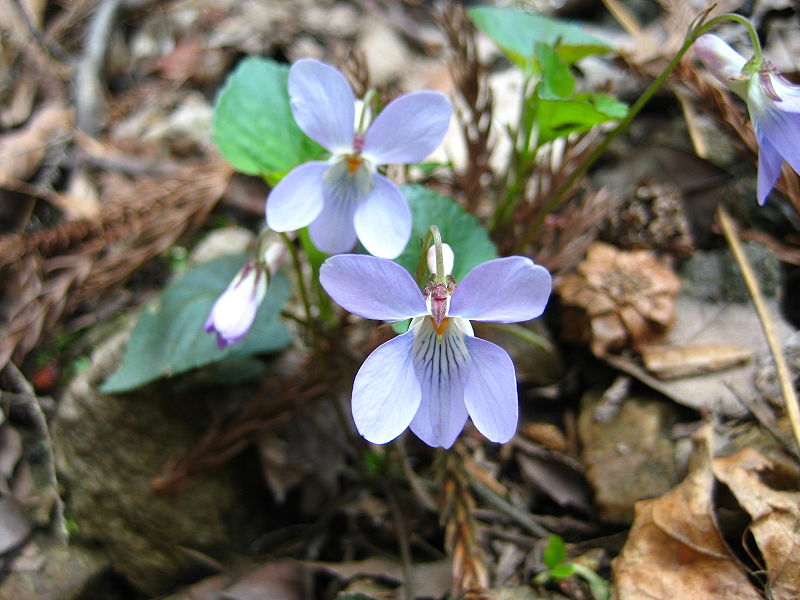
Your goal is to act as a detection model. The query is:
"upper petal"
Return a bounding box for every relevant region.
[352,332,420,444]
[409,317,470,448]
[320,254,428,321]
[362,91,452,165]
[289,58,355,152]
[448,257,552,323]
[354,173,412,259]
[266,161,327,232]
[462,336,518,444]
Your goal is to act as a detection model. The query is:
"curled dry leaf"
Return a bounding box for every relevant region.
[712,449,800,600]
[557,242,681,356]
[612,426,763,600]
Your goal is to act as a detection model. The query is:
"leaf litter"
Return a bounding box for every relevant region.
[0,0,799,599]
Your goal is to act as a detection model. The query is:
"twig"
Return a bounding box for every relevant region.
[717,205,800,455]
[383,468,415,600]
[74,0,122,136]
[2,362,67,541]
[469,477,550,538]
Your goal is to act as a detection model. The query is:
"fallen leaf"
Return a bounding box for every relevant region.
[642,343,752,379]
[306,557,452,599]
[612,426,763,600]
[712,449,800,600]
[608,295,796,416]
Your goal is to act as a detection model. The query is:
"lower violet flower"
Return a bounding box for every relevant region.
[204,260,267,349]
[695,33,800,204]
[319,245,552,448]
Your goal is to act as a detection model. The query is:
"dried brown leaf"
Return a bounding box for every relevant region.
[712,449,800,600]
[612,426,763,599]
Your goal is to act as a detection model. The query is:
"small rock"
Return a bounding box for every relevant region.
[578,391,682,524]
[0,538,110,600]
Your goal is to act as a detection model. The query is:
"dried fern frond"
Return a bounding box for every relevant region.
[0,158,232,369]
[435,3,494,213]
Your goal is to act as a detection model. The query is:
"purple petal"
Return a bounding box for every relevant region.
[448,257,552,323]
[751,99,800,187]
[308,192,358,254]
[266,162,327,232]
[770,72,800,113]
[463,336,518,443]
[289,58,355,152]
[319,254,428,321]
[362,91,452,165]
[756,132,783,205]
[352,332,420,444]
[354,174,412,259]
[408,317,471,448]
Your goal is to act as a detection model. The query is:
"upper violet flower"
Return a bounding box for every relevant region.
[205,261,267,349]
[695,33,800,204]
[319,247,552,448]
[265,58,452,258]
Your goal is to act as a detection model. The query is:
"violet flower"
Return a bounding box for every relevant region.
[319,250,552,448]
[205,261,267,349]
[695,33,800,204]
[266,58,452,258]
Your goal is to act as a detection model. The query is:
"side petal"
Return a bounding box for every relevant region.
[320,254,428,321]
[289,58,355,152]
[409,317,470,448]
[352,332,420,444]
[362,91,452,165]
[448,257,552,323]
[756,132,784,205]
[266,162,327,232]
[354,174,412,259]
[463,336,518,443]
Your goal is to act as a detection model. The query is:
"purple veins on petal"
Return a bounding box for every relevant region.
[288,58,355,152]
[363,91,453,165]
[351,332,421,444]
[462,336,519,443]
[756,133,785,206]
[354,173,412,260]
[408,316,472,449]
[319,254,427,321]
[448,256,552,323]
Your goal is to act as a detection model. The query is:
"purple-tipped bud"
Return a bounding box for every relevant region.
[204,262,267,349]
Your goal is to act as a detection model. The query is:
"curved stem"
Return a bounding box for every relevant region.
[518,12,761,248]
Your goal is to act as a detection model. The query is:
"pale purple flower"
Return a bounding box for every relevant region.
[319,252,552,448]
[265,58,452,258]
[205,261,267,349]
[695,33,800,204]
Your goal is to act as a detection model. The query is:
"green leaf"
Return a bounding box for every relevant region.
[212,57,325,185]
[535,43,575,99]
[468,6,611,71]
[395,185,497,282]
[102,254,291,393]
[534,92,628,144]
[550,563,576,579]
[542,533,567,569]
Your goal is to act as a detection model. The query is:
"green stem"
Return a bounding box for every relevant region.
[280,232,316,339]
[517,12,761,249]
